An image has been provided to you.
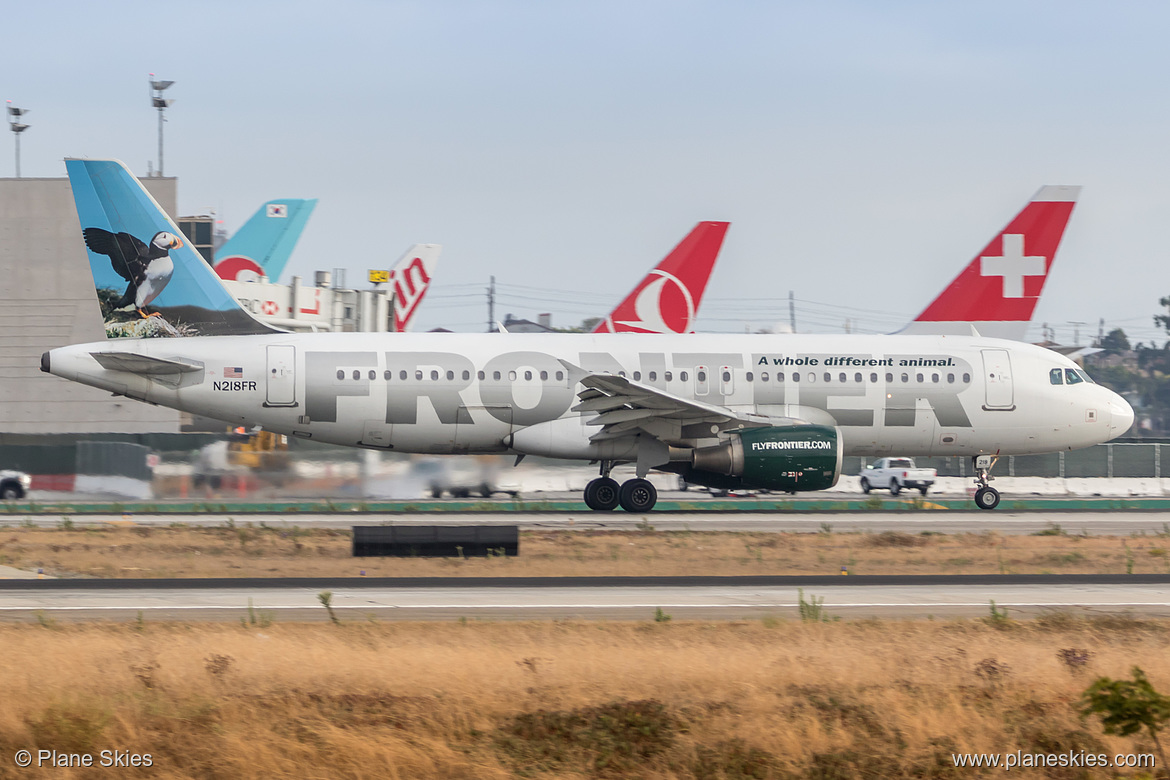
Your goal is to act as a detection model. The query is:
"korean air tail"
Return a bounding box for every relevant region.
[389,244,441,332]
[66,158,281,339]
[213,198,317,283]
[901,186,1080,341]
[593,221,730,333]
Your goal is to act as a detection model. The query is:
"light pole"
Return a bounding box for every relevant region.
[149,75,174,176]
[7,102,29,178]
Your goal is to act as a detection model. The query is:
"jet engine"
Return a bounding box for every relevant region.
[684,424,842,492]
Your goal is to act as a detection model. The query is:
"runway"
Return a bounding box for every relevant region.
[2,575,1168,621]
[6,510,1170,535]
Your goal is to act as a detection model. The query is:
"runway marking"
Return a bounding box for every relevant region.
[1,602,1168,611]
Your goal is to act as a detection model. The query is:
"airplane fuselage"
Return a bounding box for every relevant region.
[44,332,1131,460]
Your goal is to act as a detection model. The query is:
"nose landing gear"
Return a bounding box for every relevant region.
[972,454,1001,510]
[583,461,659,512]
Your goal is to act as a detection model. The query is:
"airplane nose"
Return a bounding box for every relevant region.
[1108,395,1135,440]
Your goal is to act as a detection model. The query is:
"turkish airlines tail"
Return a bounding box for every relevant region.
[390,244,441,332]
[901,186,1080,341]
[593,221,730,333]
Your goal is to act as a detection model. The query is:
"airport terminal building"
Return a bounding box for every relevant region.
[0,175,182,434]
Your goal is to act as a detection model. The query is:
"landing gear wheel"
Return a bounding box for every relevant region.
[974,487,1001,510]
[619,478,657,512]
[584,477,620,511]
[889,480,901,496]
[860,478,871,494]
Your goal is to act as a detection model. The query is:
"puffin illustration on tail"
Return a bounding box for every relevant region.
[82,228,182,318]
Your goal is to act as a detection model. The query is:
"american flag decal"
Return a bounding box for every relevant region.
[224,367,243,378]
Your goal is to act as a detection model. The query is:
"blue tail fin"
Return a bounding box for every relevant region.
[66,158,281,338]
[214,198,317,282]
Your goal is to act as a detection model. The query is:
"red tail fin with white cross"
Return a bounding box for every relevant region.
[593,221,730,333]
[902,186,1079,340]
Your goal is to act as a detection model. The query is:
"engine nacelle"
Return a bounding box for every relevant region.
[688,425,842,492]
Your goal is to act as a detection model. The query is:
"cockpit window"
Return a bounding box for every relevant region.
[1065,368,1083,385]
[1076,369,1095,384]
[1050,368,1064,385]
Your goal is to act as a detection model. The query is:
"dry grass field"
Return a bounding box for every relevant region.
[0,523,1168,578]
[0,616,1165,778]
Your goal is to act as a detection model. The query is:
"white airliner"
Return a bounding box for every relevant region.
[44,160,1132,512]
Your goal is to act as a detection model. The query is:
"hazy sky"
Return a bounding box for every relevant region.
[7,1,1170,342]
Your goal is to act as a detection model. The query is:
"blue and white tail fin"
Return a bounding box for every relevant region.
[213,198,317,283]
[66,158,282,338]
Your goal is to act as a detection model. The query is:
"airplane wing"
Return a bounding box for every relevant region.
[89,352,204,375]
[561,360,796,444]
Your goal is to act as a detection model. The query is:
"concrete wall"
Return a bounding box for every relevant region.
[0,176,182,433]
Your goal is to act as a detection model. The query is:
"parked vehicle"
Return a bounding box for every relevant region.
[0,470,31,499]
[860,458,936,496]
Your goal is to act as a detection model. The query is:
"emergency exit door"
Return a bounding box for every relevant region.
[265,345,297,407]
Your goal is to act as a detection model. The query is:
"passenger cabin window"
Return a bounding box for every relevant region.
[540,370,548,380]
[916,373,924,383]
[524,371,532,380]
[430,370,439,381]
[853,373,861,383]
[336,370,344,380]
[792,372,800,382]
[400,370,408,381]
[901,373,909,383]
[1065,368,1084,385]
[696,367,710,395]
[746,372,754,382]
[477,370,485,380]
[463,370,471,381]
[963,373,971,383]
[415,370,423,380]
[446,370,454,380]
[508,371,517,381]
[556,371,564,381]
[353,370,361,381]
[493,371,502,381]
[885,373,893,383]
[1050,368,1064,385]
[648,371,657,381]
[384,370,391,380]
[760,372,769,382]
[633,371,641,381]
[680,371,689,382]
[665,371,673,382]
[369,370,376,380]
[870,373,878,383]
[947,373,955,383]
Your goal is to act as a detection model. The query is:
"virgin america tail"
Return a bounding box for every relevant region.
[593,221,730,333]
[901,186,1080,340]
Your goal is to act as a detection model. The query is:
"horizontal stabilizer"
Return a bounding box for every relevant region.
[90,352,203,375]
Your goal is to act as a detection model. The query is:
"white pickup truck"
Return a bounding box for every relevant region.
[859,458,937,496]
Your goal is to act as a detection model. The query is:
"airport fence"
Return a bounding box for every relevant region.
[848,443,1166,479]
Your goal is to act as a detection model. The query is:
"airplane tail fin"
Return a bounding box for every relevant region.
[213,198,317,283]
[594,221,730,333]
[389,244,441,332]
[66,158,283,339]
[901,186,1080,340]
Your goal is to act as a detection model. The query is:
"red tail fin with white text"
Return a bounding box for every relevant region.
[901,186,1079,341]
[593,221,730,333]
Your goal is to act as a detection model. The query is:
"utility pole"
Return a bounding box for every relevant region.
[7,102,29,178]
[788,290,796,333]
[149,75,174,176]
[1068,321,1086,346]
[487,276,496,332]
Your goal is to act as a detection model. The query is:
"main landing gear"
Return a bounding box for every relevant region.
[972,454,1001,511]
[583,461,658,512]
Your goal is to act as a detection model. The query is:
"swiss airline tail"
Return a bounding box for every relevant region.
[390,244,441,332]
[901,186,1080,341]
[593,221,730,333]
